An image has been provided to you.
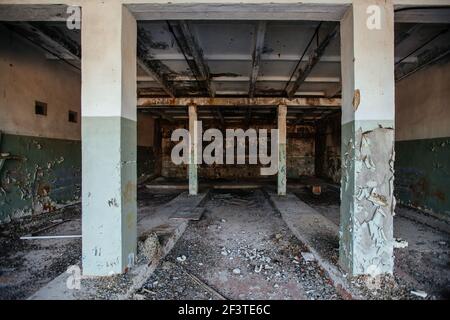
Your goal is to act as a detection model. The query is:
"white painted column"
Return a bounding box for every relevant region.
[339,0,396,276]
[278,104,287,196]
[188,104,198,195]
[81,3,137,276]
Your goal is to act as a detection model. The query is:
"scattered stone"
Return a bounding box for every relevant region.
[232,268,241,275]
[140,233,161,261]
[301,252,315,262]
[393,238,408,249]
[312,185,322,196]
[176,255,187,263]
[411,290,427,298]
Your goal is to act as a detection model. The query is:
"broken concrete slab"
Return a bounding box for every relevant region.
[170,207,206,221]
[138,191,208,233]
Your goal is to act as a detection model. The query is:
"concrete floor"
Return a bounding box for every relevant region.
[295,188,450,299]
[140,189,340,300]
[0,181,448,300]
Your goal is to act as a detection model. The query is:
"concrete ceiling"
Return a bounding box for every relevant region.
[1,15,449,122]
[137,20,341,98]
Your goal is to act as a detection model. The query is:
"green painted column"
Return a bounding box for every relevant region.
[188,104,198,195]
[81,3,137,276]
[278,105,287,196]
[339,0,395,276]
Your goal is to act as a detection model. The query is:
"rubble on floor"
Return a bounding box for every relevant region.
[295,187,450,300]
[141,189,341,300]
[1,185,448,300]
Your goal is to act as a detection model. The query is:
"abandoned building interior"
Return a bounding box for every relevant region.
[0,1,449,300]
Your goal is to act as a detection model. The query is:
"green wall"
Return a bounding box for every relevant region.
[0,133,81,222]
[395,137,450,217]
[0,133,158,222]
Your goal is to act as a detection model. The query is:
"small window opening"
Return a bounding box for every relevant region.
[68,110,78,123]
[35,101,47,116]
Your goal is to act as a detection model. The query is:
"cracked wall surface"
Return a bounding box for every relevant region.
[339,120,395,276]
[0,133,81,222]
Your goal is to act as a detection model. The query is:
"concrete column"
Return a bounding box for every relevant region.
[339,0,395,276]
[278,104,287,195]
[188,104,198,195]
[81,3,137,276]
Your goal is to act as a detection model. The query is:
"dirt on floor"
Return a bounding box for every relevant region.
[295,187,450,300]
[139,189,341,300]
[0,187,182,300]
[0,205,81,300]
[1,185,448,300]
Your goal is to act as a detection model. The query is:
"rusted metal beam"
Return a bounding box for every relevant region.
[138,97,341,108]
[249,21,266,98]
[286,24,339,98]
[177,21,214,97]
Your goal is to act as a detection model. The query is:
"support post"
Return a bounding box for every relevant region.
[188,104,198,195]
[278,105,287,196]
[339,0,395,276]
[81,3,137,276]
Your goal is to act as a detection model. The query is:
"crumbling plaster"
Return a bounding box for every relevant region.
[0,24,82,222]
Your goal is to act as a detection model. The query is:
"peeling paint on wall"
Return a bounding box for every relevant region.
[0,133,81,223]
[339,121,395,276]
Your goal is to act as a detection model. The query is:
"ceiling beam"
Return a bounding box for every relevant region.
[286,24,339,98]
[138,75,342,83]
[127,3,349,21]
[138,97,341,108]
[396,47,450,81]
[324,82,341,98]
[395,24,421,46]
[395,8,450,24]
[137,59,175,98]
[137,27,176,98]
[176,21,215,97]
[249,21,267,98]
[4,22,80,61]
